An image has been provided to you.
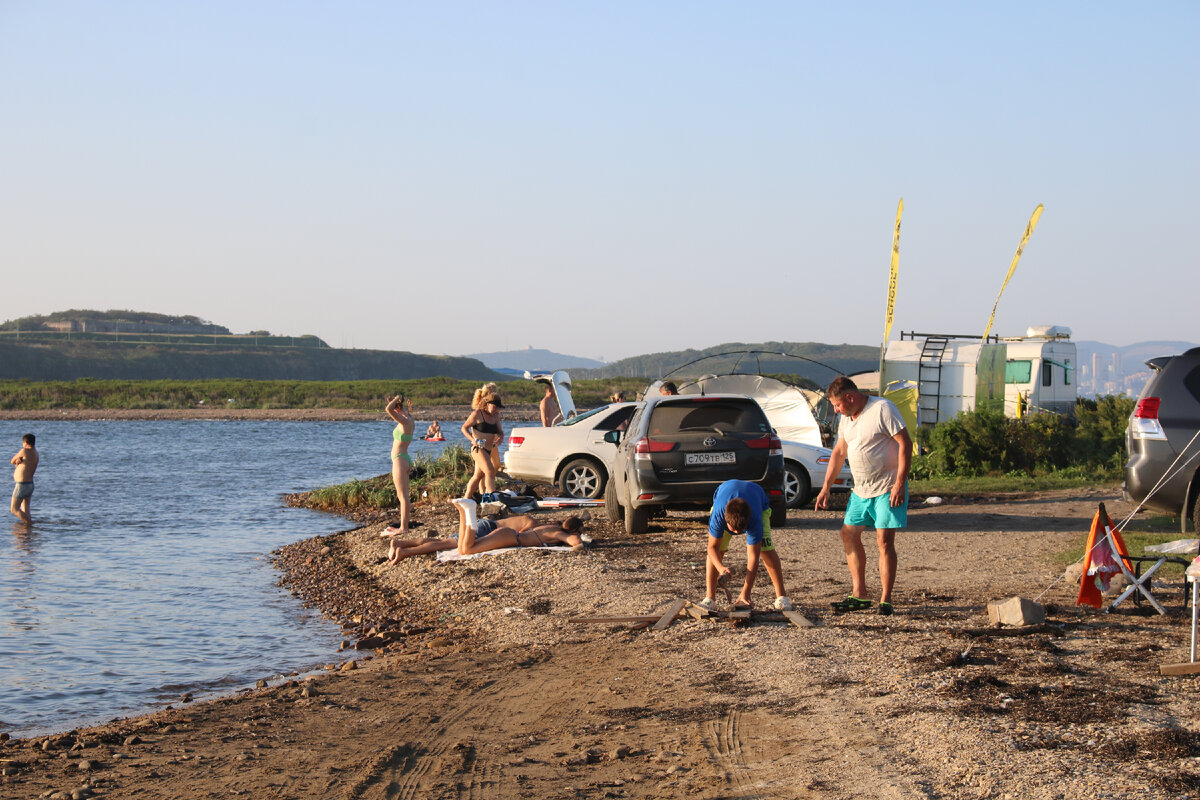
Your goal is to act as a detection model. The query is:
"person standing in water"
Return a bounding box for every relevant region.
[10,433,38,524]
[385,395,415,535]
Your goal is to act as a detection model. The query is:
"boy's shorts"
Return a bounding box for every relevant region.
[717,509,775,552]
[844,490,907,530]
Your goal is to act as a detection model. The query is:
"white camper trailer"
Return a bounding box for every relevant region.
[881,334,1008,429]
[1001,326,1077,417]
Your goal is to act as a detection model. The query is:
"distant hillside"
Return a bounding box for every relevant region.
[574,342,878,385]
[0,335,503,382]
[0,309,505,381]
[1,309,230,335]
[467,346,606,372]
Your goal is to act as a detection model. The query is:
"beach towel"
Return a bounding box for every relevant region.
[437,546,575,563]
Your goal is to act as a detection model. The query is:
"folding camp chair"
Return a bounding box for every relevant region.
[1078,503,1194,615]
[1100,505,1196,614]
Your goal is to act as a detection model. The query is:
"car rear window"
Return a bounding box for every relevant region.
[650,400,770,433]
[1184,364,1200,404]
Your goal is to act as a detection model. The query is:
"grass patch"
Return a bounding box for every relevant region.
[910,474,1109,495]
[300,445,478,511]
[1052,528,1195,580]
[0,376,650,411]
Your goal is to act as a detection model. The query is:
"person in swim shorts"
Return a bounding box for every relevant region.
[385,500,587,564]
[703,479,792,611]
[815,376,912,616]
[11,433,38,524]
[386,394,415,535]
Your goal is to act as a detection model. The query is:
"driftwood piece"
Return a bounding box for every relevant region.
[652,599,689,631]
[781,609,815,628]
[956,623,1065,639]
[1160,661,1200,676]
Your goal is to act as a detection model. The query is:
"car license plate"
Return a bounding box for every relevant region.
[685,451,735,465]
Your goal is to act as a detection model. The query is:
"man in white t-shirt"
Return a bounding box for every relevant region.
[815,377,912,616]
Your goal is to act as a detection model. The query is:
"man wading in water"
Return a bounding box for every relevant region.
[11,433,39,524]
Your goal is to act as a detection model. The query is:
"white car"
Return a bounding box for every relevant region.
[781,441,852,508]
[502,402,639,499]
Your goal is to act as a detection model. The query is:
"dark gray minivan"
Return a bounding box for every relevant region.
[603,394,786,534]
[1124,346,1200,533]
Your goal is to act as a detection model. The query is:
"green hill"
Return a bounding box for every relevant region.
[574,341,879,386]
[0,334,500,382]
[0,309,502,381]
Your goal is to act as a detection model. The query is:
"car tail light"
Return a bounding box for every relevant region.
[634,438,675,460]
[817,455,830,464]
[1130,397,1167,440]
[745,434,783,456]
[507,436,525,447]
[767,488,782,497]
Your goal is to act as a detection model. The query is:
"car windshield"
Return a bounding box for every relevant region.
[561,405,612,426]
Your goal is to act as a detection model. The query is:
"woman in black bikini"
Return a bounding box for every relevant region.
[461,389,503,499]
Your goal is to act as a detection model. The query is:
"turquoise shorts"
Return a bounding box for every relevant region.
[844,489,907,530]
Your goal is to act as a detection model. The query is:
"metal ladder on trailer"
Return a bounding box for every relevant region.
[917,337,949,427]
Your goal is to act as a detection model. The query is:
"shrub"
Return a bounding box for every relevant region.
[914,396,1130,480]
[301,445,477,511]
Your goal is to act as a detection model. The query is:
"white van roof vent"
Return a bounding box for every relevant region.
[1025,325,1072,339]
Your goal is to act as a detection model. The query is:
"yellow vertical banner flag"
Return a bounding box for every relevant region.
[982,204,1044,340]
[880,198,902,377]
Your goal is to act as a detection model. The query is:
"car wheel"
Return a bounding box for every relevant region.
[558,457,605,499]
[769,496,787,529]
[784,462,812,509]
[624,502,650,535]
[604,478,622,523]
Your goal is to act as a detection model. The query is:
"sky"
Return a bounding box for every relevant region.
[1,2,1196,362]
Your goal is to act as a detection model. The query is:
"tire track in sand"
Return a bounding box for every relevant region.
[340,673,506,800]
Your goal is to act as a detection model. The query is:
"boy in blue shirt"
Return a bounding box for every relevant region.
[703,480,793,611]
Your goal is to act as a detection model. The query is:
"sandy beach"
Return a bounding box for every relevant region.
[2,484,1197,799]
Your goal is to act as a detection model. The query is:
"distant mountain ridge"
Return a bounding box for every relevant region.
[1076,340,1198,368]
[573,342,880,386]
[466,347,606,373]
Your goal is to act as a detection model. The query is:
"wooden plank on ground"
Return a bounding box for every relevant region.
[652,599,689,631]
[782,609,815,628]
[1160,661,1200,676]
[683,603,710,620]
[568,615,663,624]
[703,608,752,619]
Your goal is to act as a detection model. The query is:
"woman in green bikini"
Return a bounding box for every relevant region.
[385,394,415,534]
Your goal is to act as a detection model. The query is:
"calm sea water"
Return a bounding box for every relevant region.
[0,418,462,738]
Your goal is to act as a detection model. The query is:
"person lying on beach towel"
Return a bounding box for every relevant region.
[384,500,587,564]
[451,498,587,556]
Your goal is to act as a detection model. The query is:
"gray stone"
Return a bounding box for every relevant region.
[987,596,1045,627]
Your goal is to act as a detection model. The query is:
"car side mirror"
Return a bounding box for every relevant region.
[603,430,621,444]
